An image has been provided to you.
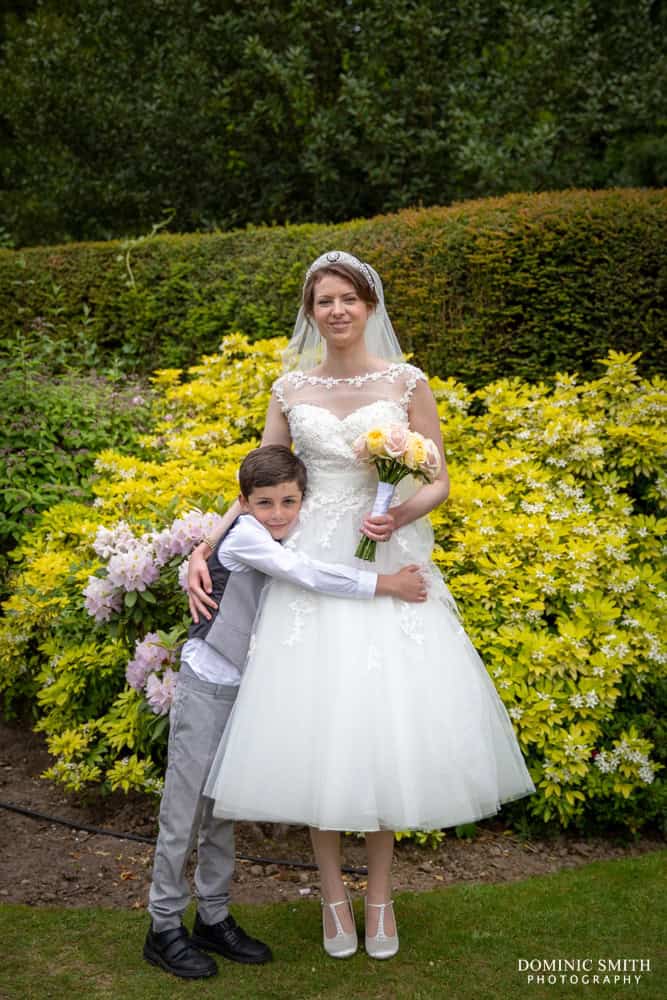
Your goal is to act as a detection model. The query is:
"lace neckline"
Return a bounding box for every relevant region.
[273,362,426,416]
[284,362,405,388]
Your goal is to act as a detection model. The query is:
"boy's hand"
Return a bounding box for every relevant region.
[187,543,218,623]
[377,565,428,602]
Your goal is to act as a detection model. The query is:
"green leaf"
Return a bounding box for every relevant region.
[149,715,170,742]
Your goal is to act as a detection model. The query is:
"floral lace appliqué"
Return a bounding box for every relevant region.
[399,602,425,645]
[282,593,316,647]
[299,484,376,549]
[273,378,288,414]
[398,365,427,410]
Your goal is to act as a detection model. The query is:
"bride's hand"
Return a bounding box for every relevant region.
[361,512,397,543]
[187,544,218,623]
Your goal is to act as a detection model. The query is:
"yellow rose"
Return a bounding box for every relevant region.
[404,433,427,469]
[366,428,387,456]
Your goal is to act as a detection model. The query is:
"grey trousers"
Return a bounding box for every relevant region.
[147,662,238,931]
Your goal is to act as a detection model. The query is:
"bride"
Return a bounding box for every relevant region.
[188,251,535,960]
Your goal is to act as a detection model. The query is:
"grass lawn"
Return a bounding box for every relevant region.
[1,851,664,1000]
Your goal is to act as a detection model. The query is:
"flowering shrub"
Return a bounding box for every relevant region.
[0,337,664,834]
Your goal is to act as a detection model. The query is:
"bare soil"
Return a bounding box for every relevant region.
[0,717,663,912]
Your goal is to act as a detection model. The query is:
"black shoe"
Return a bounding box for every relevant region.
[143,923,218,979]
[191,912,273,965]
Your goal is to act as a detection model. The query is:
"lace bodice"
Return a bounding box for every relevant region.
[274,363,427,479]
[271,362,460,622]
[287,398,406,477]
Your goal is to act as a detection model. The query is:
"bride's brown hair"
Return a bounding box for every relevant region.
[302,262,379,319]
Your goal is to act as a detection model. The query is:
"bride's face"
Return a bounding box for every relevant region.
[312,274,372,351]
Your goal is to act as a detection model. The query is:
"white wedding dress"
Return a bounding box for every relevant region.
[205,363,535,831]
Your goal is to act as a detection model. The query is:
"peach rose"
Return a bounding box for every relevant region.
[383,424,409,458]
[423,438,442,477]
[352,433,369,460]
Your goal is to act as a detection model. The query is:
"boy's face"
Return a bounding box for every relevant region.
[239,480,303,540]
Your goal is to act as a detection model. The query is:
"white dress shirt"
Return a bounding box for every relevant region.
[181,514,377,685]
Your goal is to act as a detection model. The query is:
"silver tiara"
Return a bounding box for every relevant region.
[304,250,376,291]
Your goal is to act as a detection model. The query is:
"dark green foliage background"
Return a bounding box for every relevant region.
[2,189,666,387]
[1,0,666,247]
[0,342,151,577]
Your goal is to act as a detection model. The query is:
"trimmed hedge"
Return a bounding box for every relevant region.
[1,189,666,387]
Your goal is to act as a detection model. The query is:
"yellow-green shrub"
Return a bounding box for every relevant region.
[1,337,664,834]
[1,189,666,388]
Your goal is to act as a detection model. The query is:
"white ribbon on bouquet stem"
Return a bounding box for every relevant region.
[370,481,395,518]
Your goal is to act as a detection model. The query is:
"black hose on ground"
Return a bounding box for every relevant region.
[0,800,369,875]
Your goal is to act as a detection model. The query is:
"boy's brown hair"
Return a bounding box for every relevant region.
[238,445,307,498]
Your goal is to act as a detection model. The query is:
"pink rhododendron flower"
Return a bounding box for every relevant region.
[178,558,191,593]
[168,511,224,557]
[88,510,224,614]
[126,659,150,691]
[107,545,160,592]
[145,668,178,715]
[150,528,176,567]
[125,632,175,691]
[92,521,137,559]
[83,576,123,622]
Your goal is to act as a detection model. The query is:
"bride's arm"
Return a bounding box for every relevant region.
[187,393,292,621]
[361,379,449,541]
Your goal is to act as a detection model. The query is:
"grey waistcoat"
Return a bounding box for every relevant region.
[187,526,266,670]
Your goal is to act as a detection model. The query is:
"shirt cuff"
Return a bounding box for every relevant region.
[357,570,378,599]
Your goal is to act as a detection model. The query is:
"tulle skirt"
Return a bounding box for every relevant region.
[204,471,535,831]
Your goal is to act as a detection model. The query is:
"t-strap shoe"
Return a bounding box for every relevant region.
[321,891,358,958]
[364,898,399,959]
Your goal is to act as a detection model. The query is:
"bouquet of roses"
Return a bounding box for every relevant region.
[352,424,441,561]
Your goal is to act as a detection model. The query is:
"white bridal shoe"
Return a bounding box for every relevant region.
[364,898,399,959]
[321,891,358,958]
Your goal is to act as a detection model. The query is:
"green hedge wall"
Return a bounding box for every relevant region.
[2,189,665,387]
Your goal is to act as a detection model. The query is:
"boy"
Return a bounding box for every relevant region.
[144,445,426,978]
